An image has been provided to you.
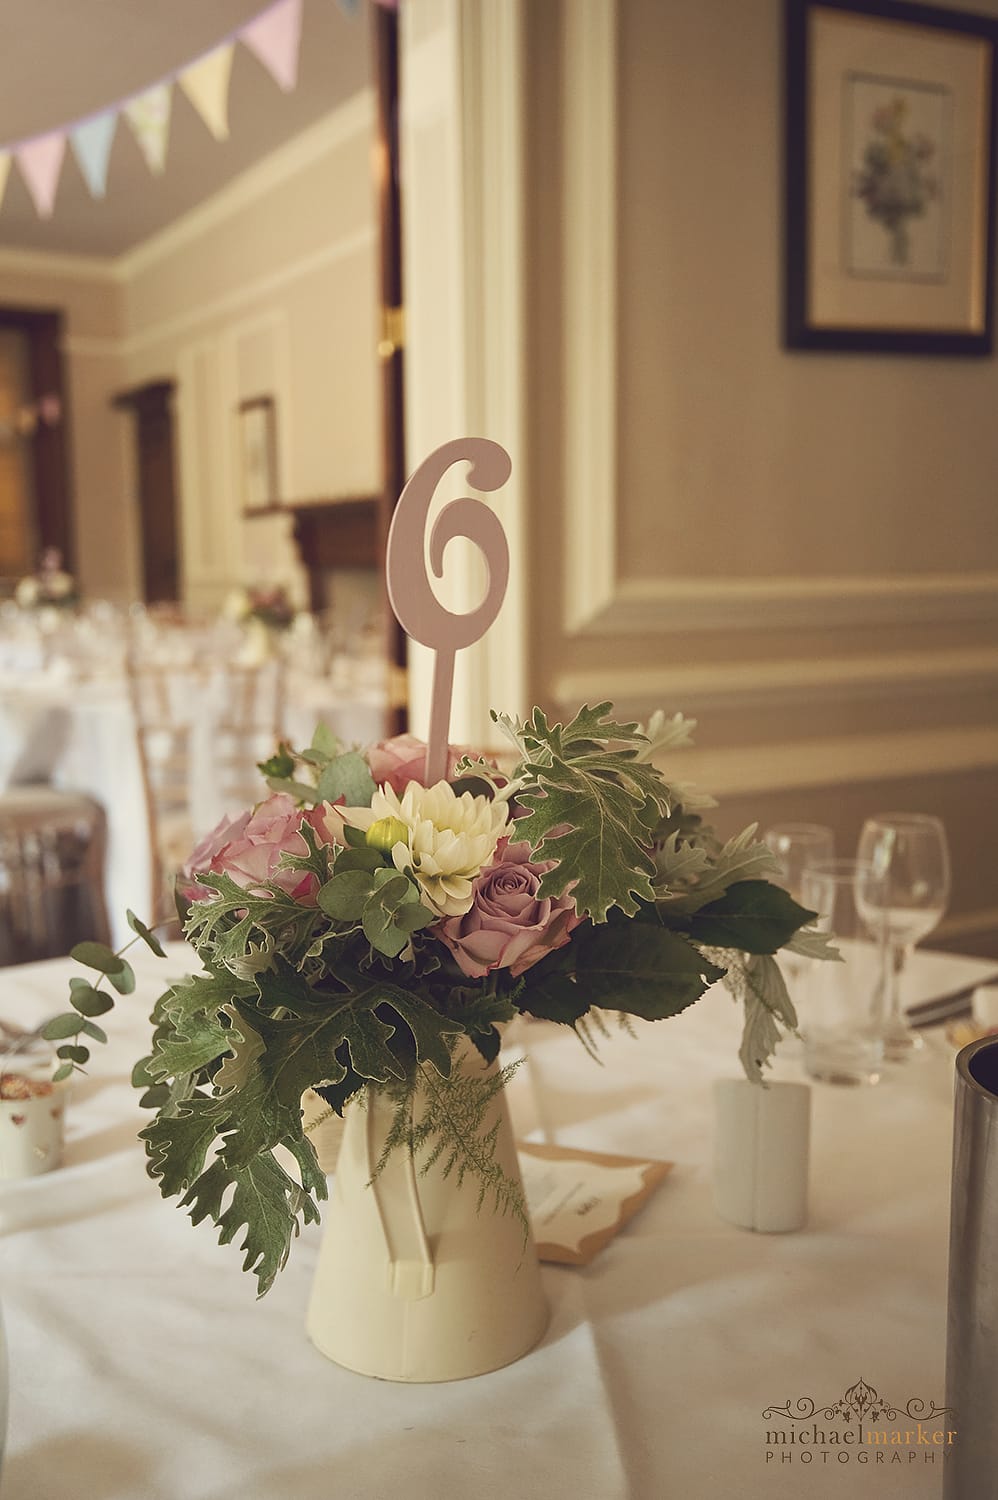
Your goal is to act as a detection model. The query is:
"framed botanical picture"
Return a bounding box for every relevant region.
[785,0,998,353]
[237,395,279,512]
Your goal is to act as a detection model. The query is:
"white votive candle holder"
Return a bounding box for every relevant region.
[0,1077,67,1179]
[712,1078,811,1233]
[971,984,998,1032]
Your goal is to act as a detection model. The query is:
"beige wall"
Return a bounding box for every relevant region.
[0,90,381,609]
[524,0,998,956]
[120,95,381,608]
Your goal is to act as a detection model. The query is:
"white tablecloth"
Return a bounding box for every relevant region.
[0,676,152,949]
[0,663,387,951]
[1,944,995,1500]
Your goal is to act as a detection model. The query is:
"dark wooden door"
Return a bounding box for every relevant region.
[0,307,74,572]
[113,380,180,604]
[373,3,407,733]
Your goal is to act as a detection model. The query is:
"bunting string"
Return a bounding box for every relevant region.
[0,0,393,221]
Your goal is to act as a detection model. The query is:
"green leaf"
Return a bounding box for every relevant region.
[785,925,842,961]
[382,991,459,1077]
[257,743,296,779]
[316,750,375,808]
[500,703,670,923]
[79,1021,108,1044]
[107,958,136,996]
[343,1009,405,1083]
[141,1096,225,1198]
[519,973,591,1026]
[160,973,255,1024]
[52,1062,74,1083]
[138,1084,171,1110]
[147,1013,233,1082]
[664,825,779,915]
[310,722,341,758]
[264,775,320,803]
[70,941,124,975]
[132,1055,157,1088]
[179,1151,322,1297]
[317,870,372,921]
[41,1012,85,1041]
[56,1044,90,1064]
[68,980,115,1017]
[731,953,799,1084]
[568,923,725,1020]
[687,880,817,955]
[330,847,386,875]
[127,910,167,958]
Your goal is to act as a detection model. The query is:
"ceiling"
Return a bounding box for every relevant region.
[0,0,371,258]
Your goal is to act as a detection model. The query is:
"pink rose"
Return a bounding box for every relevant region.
[179,793,332,905]
[366,734,467,795]
[436,840,582,979]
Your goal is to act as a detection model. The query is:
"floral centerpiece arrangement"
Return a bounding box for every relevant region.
[14,547,78,611]
[50,706,830,1296]
[223,583,296,633]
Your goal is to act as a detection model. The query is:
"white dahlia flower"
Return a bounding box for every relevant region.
[346,780,510,917]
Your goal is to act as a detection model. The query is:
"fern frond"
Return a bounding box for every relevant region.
[373,1064,529,1240]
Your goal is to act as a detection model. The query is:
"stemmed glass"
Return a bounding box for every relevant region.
[763,825,836,903]
[763,825,835,1052]
[855,814,951,1061]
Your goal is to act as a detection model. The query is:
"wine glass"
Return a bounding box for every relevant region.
[763,825,835,1053]
[763,824,836,901]
[855,814,951,1061]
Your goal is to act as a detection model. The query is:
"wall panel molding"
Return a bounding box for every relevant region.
[557,1,998,643]
[555,645,998,716]
[662,726,998,799]
[562,0,618,636]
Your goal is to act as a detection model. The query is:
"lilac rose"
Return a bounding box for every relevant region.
[437,840,581,979]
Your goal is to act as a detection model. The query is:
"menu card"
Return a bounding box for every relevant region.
[517,1141,673,1265]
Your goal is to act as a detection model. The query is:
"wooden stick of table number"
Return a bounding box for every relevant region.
[385,438,511,786]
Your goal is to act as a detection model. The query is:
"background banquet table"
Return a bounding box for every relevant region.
[1,943,994,1500]
[0,656,387,949]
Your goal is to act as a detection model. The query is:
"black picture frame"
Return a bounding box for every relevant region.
[785,0,998,354]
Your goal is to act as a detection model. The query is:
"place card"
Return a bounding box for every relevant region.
[517,1141,673,1265]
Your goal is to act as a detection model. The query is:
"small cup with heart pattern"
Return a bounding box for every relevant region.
[0,1070,67,1178]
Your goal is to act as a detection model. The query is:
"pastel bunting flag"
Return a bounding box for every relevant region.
[0,153,11,210]
[17,132,66,218]
[125,84,172,175]
[241,0,303,93]
[71,111,117,198]
[179,44,234,141]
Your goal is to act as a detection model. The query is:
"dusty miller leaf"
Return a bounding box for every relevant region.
[497,703,671,922]
[702,948,799,1084]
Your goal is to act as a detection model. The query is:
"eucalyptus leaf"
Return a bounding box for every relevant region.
[70,941,124,975]
[56,1044,89,1064]
[127,910,167,958]
[316,750,376,808]
[310,722,341,757]
[317,871,372,921]
[108,958,136,996]
[41,1013,85,1041]
[52,1062,74,1083]
[69,982,114,1017]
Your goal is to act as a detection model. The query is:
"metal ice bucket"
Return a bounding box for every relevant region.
[945,1036,998,1499]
